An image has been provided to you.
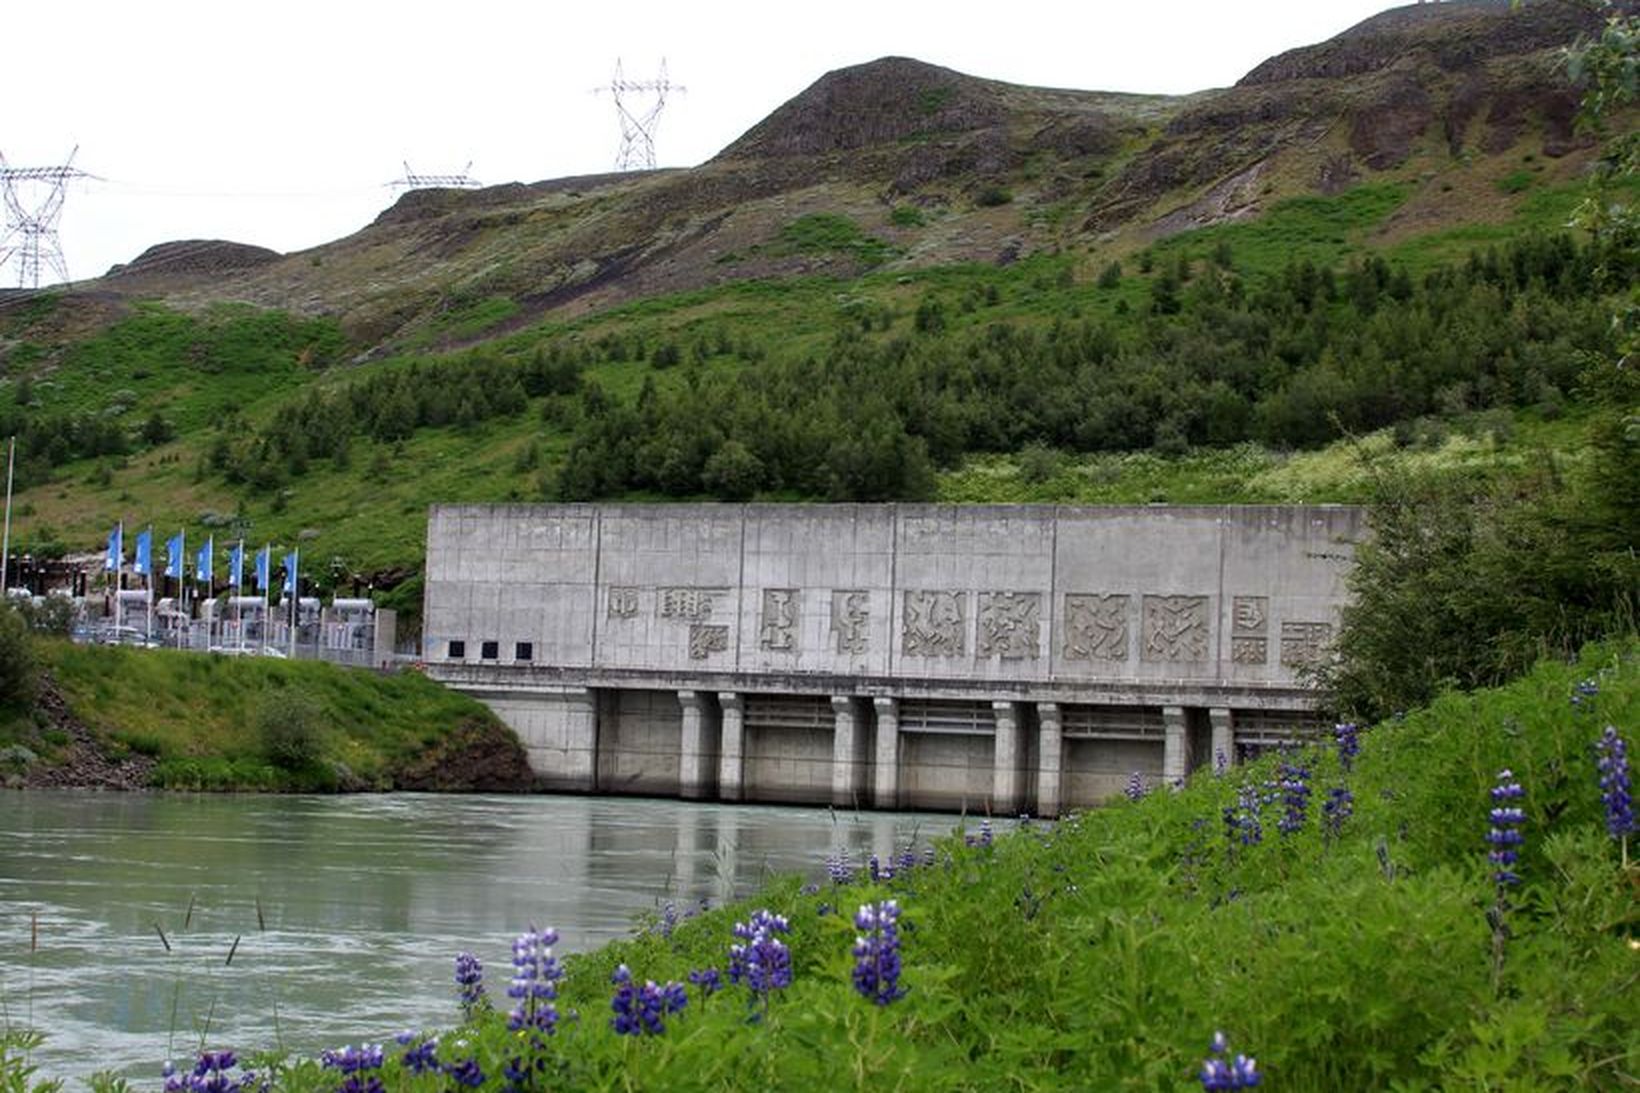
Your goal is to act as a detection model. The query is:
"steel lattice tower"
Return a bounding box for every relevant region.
[599,59,684,171]
[388,161,483,191]
[0,147,93,289]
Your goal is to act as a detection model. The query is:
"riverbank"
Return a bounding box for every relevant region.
[0,640,533,792]
[11,640,1621,1091]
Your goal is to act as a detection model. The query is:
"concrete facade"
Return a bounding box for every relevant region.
[425,503,1363,814]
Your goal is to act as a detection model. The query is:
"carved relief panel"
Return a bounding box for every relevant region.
[902,590,967,658]
[658,587,726,621]
[977,592,1042,660]
[759,588,798,652]
[1141,594,1210,662]
[607,587,640,619]
[1231,595,1269,666]
[1279,621,1333,667]
[830,590,870,655]
[1063,593,1129,661]
[688,625,730,660]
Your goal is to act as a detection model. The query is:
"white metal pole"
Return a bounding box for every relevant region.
[1,436,14,598]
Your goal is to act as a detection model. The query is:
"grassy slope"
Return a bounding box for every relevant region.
[1,641,506,790]
[227,641,1636,1091]
[3,175,1617,585]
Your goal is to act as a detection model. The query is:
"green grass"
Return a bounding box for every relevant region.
[1150,182,1412,276]
[71,640,1633,1090]
[30,640,507,789]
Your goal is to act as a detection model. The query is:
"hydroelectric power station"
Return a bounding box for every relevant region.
[422,504,1363,815]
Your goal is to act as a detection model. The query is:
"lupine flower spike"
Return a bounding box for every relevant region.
[1125,771,1147,802]
[1487,770,1526,889]
[1277,759,1311,836]
[727,909,793,1005]
[320,1044,386,1093]
[1322,785,1353,841]
[1199,1030,1261,1089]
[1595,726,1633,864]
[1334,721,1360,772]
[164,1051,260,1093]
[506,926,563,1035]
[453,952,485,1014]
[611,964,689,1035]
[852,899,907,1006]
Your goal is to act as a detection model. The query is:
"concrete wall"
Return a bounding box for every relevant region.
[425,504,1363,813]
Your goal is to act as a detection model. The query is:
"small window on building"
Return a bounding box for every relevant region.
[448,640,466,659]
[480,640,499,660]
[515,642,534,662]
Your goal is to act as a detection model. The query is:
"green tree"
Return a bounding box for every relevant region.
[256,687,327,771]
[0,605,37,709]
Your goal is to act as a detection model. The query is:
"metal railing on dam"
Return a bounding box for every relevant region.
[423,503,1365,815]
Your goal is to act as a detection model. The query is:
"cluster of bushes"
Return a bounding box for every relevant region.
[549,232,1623,499]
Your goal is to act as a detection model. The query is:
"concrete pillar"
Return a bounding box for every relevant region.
[1036,702,1063,818]
[1209,707,1234,773]
[872,696,899,810]
[831,695,863,808]
[1163,705,1189,788]
[678,690,717,800]
[563,687,599,791]
[718,692,745,801]
[992,700,1023,815]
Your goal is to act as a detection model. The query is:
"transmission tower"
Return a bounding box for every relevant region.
[597,59,684,171]
[388,161,482,191]
[0,147,94,289]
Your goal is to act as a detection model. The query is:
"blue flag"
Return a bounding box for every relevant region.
[228,541,244,588]
[133,528,153,577]
[195,536,214,584]
[283,549,299,596]
[254,545,271,592]
[165,531,185,580]
[104,523,123,572]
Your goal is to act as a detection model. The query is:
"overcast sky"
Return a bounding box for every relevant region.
[4,0,1405,287]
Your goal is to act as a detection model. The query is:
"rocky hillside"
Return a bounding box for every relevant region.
[78,0,1617,353]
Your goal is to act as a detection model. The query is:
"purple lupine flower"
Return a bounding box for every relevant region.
[1596,726,1633,841]
[165,1051,256,1093]
[965,818,994,848]
[868,855,893,883]
[399,1037,439,1076]
[611,964,689,1036]
[1214,749,1229,776]
[659,900,679,939]
[506,926,563,1035]
[727,909,792,995]
[442,1057,484,1088]
[1571,678,1600,711]
[1487,770,1526,888]
[1322,786,1353,841]
[1334,722,1360,772]
[320,1044,385,1093]
[1199,1030,1261,1089]
[1125,772,1147,802]
[897,846,919,875]
[826,849,855,885]
[852,900,907,1006]
[1277,760,1311,837]
[688,967,722,995]
[1223,783,1263,847]
[453,952,485,1014]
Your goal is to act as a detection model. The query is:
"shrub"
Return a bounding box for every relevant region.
[255,687,327,771]
[975,186,1013,208]
[0,606,36,709]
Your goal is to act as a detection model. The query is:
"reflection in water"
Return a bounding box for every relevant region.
[0,791,975,1084]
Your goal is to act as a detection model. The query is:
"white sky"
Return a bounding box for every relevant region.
[4,0,1403,287]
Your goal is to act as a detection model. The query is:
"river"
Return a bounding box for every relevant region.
[0,790,975,1085]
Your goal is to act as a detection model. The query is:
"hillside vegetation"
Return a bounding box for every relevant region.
[0,0,1632,628]
[42,641,1625,1091]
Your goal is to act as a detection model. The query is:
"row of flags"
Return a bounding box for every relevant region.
[104,523,299,595]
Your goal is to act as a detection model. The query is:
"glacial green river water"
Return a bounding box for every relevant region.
[0,790,966,1085]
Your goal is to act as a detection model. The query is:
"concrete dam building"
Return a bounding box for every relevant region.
[424,503,1364,815]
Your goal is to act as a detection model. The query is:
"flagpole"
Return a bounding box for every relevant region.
[145,527,154,645]
[1,436,15,598]
[234,539,244,652]
[288,548,298,659]
[114,520,124,633]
